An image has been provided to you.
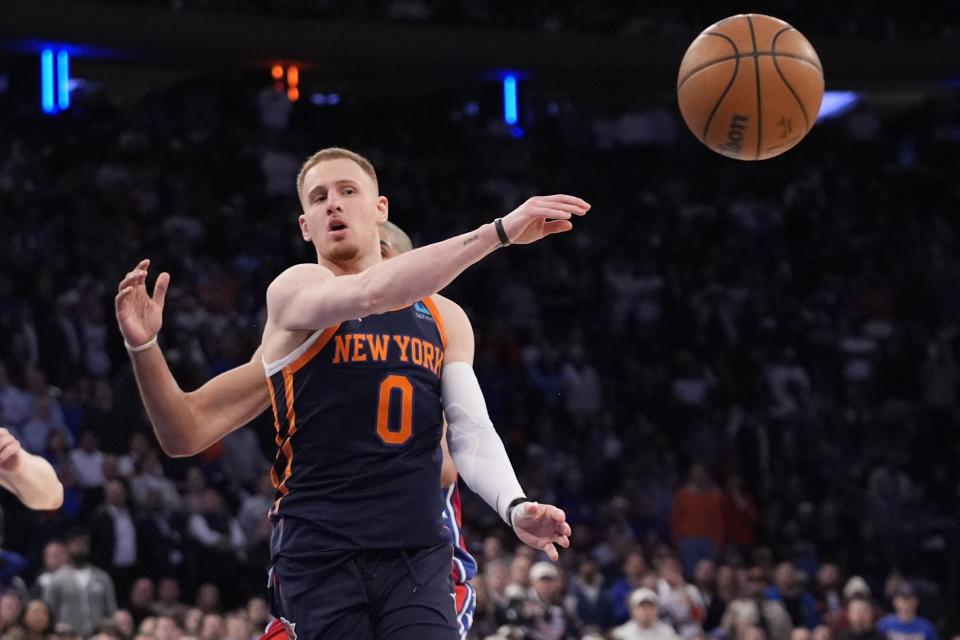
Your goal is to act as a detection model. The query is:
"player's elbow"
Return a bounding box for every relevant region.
[155,434,198,458]
[26,482,64,511]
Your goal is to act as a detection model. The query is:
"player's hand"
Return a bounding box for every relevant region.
[511,502,572,561]
[500,195,589,245]
[0,428,24,472]
[115,258,170,349]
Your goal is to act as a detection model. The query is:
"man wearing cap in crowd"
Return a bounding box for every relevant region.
[502,561,580,639]
[876,584,937,640]
[612,588,679,640]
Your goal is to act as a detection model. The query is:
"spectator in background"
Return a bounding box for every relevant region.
[836,595,881,640]
[567,557,613,628]
[43,528,118,638]
[671,464,723,577]
[657,556,705,638]
[219,426,268,493]
[126,578,155,627]
[607,551,649,625]
[90,480,139,602]
[152,578,187,621]
[237,474,273,545]
[136,488,185,581]
[0,592,24,637]
[112,609,135,640]
[69,429,106,496]
[765,562,820,630]
[153,615,182,640]
[32,541,67,597]
[20,396,72,457]
[815,564,845,630]
[611,588,678,640]
[876,585,937,640]
[502,562,580,640]
[7,598,56,640]
[721,475,759,551]
[722,567,793,640]
[197,613,224,640]
[0,364,31,429]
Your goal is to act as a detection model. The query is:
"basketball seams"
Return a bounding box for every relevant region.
[700,47,740,142]
[677,52,821,91]
[771,26,811,132]
[746,15,762,160]
[676,32,739,90]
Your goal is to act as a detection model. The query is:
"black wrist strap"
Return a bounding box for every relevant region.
[494,218,510,247]
[507,496,531,524]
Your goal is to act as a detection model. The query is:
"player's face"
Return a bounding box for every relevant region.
[299,158,388,265]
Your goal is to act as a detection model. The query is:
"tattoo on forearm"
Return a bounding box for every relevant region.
[462,234,480,246]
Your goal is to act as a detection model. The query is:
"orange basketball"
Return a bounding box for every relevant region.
[677,14,824,161]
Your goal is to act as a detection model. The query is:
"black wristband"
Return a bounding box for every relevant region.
[494,217,510,247]
[506,496,531,524]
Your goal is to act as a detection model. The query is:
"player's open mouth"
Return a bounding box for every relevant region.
[328,220,349,233]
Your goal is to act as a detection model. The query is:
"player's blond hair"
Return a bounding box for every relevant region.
[296,147,379,199]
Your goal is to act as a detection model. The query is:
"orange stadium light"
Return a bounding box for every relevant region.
[271,64,283,80]
[287,65,299,86]
[287,87,300,102]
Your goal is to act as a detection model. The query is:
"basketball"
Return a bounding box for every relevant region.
[677,14,825,160]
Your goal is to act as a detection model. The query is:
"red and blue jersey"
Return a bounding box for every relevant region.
[264,298,448,550]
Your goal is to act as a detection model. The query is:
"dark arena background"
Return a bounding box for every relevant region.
[2,1,960,639]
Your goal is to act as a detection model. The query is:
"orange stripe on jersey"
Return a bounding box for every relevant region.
[422,297,447,348]
[282,367,298,437]
[277,366,298,493]
[289,323,342,373]
[265,376,283,447]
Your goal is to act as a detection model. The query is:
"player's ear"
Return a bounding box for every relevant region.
[376,195,389,224]
[299,214,311,242]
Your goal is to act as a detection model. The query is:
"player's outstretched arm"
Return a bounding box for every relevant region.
[268,195,589,332]
[0,428,63,510]
[115,260,271,457]
[435,295,572,561]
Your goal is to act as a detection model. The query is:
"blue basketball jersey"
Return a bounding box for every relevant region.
[264,297,449,550]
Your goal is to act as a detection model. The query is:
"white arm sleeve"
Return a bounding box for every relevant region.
[442,361,525,524]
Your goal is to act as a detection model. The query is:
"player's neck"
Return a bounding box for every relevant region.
[319,251,382,276]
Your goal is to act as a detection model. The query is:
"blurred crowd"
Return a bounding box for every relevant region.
[1,56,960,640]
[97,0,960,38]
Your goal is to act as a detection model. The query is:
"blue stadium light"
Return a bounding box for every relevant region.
[41,49,56,114]
[817,91,859,121]
[503,74,518,125]
[57,51,70,110]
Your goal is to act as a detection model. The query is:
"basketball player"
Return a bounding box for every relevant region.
[116,222,478,638]
[0,426,63,510]
[115,147,586,639]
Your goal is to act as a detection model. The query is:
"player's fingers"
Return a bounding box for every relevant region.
[530,205,572,220]
[543,220,573,235]
[115,287,134,304]
[539,195,591,212]
[153,272,171,306]
[556,535,571,548]
[558,521,572,537]
[543,543,559,561]
[118,270,147,292]
[0,439,18,463]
